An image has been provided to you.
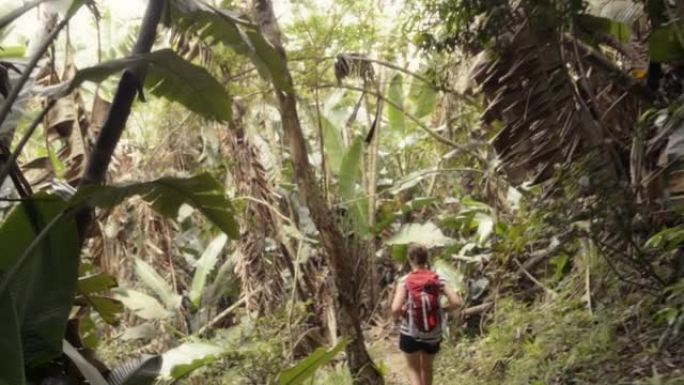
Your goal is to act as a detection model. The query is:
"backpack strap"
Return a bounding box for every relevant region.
[421,291,430,331]
[403,276,415,332]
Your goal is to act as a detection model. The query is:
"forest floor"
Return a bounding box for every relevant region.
[369,335,462,385]
[369,337,410,385]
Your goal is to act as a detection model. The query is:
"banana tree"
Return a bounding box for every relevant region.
[0,0,292,383]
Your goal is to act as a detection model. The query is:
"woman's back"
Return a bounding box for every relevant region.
[397,270,447,344]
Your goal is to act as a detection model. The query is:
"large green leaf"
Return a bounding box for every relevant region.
[473,212,494,244]
[169,0,248,52]
[71,173,239,238]
[577,14,632,43]
[0,293,24,385]
[168,0,292,91]
[112,288,171,320]
[278,340,349,385]
[338,138,363,201]
[243,27,293,91]
[432,259,464,293]
[649,25,684,62]
[144,49,231,121]
[47,49,231,121]
[77,272,117,295]
[77,272,122,325]
[385,222,456,248]
[0,195,79,366]
[461,196,493,211]
[591,0,643,24]
[338,137,368,236]
[135,259,181,309]
[190,233,228,307]
[0,46,25,59]
[386,73,406,135]
[407,76,437,119]
[644,226,684,251]
[79,314,98,349]
[160,342,224,379]
[322,113,346,174]
[88,295,124,325]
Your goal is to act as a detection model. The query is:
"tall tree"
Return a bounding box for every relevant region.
[76,0,165,239]
[250,0,384,383]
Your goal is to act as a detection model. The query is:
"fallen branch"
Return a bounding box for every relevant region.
[514,258,559,298]
[197,297,247,337]
[522,230,574,270]
[462,302,494,316]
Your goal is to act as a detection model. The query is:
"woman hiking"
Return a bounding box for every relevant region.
[391,245,461,385]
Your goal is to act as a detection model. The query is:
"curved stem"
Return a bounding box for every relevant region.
[319,83,478,154]
[234,195,294,226]
[290,55,477,103]
[0,100,55,187]
[344,55,477,103]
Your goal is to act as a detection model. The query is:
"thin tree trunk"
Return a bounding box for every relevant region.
[76,0,164,240]
[366,78,383,307]
[314,79,329,201]
[251,1,383,383]
[279,87,384,385]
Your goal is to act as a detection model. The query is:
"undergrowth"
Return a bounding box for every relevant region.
[433,272,684,385]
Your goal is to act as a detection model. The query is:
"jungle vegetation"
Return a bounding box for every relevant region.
[0,0,683,384]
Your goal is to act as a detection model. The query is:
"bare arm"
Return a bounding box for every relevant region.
[390,282,407,319]
[443,283,462,311]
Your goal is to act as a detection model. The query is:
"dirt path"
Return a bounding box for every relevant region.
[369,338,411,385]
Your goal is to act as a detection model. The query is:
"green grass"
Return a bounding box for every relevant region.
[432,274,678,385]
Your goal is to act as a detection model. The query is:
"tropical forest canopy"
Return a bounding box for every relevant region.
[0,0,683,384]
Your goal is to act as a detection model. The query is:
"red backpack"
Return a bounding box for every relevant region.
[405,270,442,332]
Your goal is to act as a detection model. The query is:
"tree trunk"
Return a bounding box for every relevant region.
[251,1,384,383]
[219,108,290,314]
[366,72,384,308]
[76,0,164,240]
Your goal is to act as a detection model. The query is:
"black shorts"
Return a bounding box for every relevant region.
[399,333,441,355]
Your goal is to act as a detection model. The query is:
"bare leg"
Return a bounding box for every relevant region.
[420,353,435,385]
[404,352,423,385]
